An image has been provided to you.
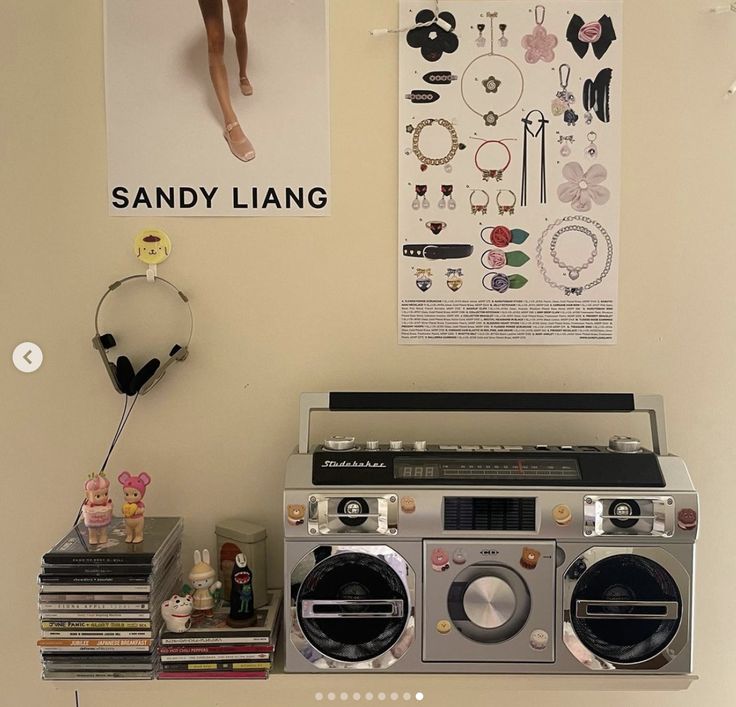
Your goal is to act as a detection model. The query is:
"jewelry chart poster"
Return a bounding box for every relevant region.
[399,1,622,344]
[105,0,330,216]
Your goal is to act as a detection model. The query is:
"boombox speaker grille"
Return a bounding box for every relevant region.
[444,497,536,531]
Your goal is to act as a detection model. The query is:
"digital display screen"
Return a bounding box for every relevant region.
[393,457,581,481]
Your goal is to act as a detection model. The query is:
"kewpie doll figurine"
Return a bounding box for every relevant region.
[117,471,151,543]
[189,549,222,616]
[82,473,113,545]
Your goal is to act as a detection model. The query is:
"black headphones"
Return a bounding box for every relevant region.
[92,275,194,396]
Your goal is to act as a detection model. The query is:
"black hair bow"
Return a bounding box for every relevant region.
[566,14,616,60]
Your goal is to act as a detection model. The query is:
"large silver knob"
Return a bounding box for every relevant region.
[389,440,404,451]
[463,576,517,629]
[323,435,356,451]
[608,436,642,453]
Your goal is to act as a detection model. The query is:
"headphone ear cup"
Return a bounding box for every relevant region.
[115,356,135,396]
[129,359,161,395]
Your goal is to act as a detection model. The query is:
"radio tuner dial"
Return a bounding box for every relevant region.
[413,440,427,452]
[323,436,356,451]
[365,440,380,451]
[608,436,642,453]
[389,440,404,451]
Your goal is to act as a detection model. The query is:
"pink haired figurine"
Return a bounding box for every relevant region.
[82,473,113,545]
[117,471,151,543]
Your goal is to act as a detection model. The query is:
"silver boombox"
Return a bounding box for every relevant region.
[283,393,697,683]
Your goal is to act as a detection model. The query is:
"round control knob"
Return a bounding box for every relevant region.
[608,436,642,453]
[389,440,403,451]
[413,440,427,452]
[365,440,380,451]
[552,504,572,526]
[323,435,356,451]
[463,576,516,629]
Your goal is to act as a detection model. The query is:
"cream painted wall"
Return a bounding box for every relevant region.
[1,0,735,705]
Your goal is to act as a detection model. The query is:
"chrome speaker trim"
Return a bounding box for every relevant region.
[289,544,415,669]
[563,546,690,671]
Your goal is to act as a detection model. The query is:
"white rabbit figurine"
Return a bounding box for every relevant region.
[188,549,222,616]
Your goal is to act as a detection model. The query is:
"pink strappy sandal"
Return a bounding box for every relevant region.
[223,121,255,162]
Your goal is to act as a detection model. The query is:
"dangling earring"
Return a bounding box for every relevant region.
[446,268,464,292]
[585,131,598,159]
[440,185,456,210]
[412,184,429,210]
[475,23,486,48]
[558,134,574,157]
[414,268,433,292]
[498,23,509,47]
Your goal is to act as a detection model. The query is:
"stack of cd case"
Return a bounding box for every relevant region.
[158,589,282,679]
[37,517,182,680]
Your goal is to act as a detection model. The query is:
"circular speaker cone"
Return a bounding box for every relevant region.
[297,551,409,663]
[337,497,370,527]
[570,554,682,664]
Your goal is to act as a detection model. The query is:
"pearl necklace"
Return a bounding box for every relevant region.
[536,216,613,295]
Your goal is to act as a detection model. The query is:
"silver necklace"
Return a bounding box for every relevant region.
[536,216,613,296]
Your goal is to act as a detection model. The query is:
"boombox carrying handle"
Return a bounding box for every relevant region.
[298,392,668,456]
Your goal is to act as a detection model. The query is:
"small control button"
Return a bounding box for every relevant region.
[439,445,459,450]
[552,504,572,526]
[389,440,403,451]
[413,440,427,452]
[436,620,452,634]
[460,445,480,451]
[530,629,549,650]
[505,446,523,451]
[323,436,356,451]
[452,548,466,564]
[677,508,697,530]
[560,445,574,451]
[400,496,416,514]
[608,436,642,453]
[535,444,549,450]
[366,440,380,451]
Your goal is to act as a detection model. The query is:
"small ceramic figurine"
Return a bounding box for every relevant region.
[117,471,151,543]
[431,547,450,572]
[189,549,222,616]
[81,473,113,545]
[227,553,256,628]
[161,594,194,633]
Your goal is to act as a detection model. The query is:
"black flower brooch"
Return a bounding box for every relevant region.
[406,9,459,62]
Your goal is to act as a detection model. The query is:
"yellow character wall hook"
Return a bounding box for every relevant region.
[133,228,172,281]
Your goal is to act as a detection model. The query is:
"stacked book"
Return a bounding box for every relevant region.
[158,588,281,679]
[37,516,183,680]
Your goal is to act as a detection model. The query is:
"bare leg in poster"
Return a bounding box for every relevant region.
[198,0,255,162]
